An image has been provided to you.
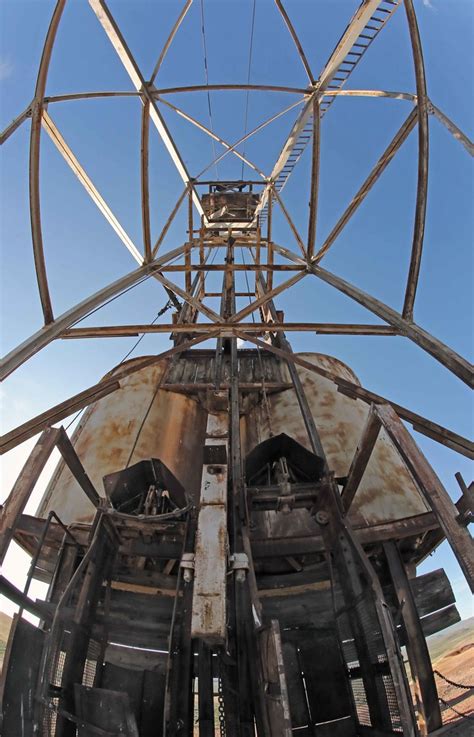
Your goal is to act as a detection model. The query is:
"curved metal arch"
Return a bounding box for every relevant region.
[0,0,472,403]
[29,0,67,325]
[402,0,429,321]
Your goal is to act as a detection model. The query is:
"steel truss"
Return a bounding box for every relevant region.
[1,4,473,732]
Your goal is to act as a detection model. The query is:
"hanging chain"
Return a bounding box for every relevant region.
[434,670,474,691]
[217,676,226,737]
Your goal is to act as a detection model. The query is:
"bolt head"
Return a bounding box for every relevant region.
[315,510,329,526]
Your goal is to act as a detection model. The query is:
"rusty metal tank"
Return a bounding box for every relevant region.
[38,350,429,526]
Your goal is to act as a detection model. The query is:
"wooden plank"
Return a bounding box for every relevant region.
[56,428,101,507]
[375,403,474,591]
[384,542,441,735]
[0,426,59,563]
[342,404,381,511]
[0,615,45,736]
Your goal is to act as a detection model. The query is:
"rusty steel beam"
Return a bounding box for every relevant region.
[308,263,473,387]
[402,0,429,321]
[313,107,418,263]
[275,0,314,84]
[30,0,67,324]
[0,244,186,380]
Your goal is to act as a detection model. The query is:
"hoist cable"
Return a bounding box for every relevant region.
[241,0,257,180]
[199,0,219,179]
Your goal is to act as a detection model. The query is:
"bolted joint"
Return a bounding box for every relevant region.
[315,510,329,526]
[180,552,195,582]
[230,553,249,583]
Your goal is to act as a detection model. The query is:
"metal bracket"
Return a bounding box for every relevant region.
[229,552,249,582]
[180,552,195,582]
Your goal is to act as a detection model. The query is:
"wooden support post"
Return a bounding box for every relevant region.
[56,428,101,508]
[342,404,381,511]
[375,403,474,592]
[186,185,193,292]
[0,426,60,564]
[384,541,442,735]
[267,188,274,290]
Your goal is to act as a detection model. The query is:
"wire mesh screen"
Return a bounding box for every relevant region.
[82,637,101,687]
[331,555,404,732]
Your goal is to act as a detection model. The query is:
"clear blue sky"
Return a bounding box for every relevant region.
[0,0,473,617]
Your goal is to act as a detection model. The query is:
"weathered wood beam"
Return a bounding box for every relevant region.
[141,100,152,262]
[56,428,101,508]
[148,0,192,85]
[274,0,314,84]
[384,541,441,735]
[0,102,32,145]
[313,107,418,263]
[307,97,320,259]
[230,272,307,324]
[42,110,143,265]
[342,404,381,511]
[375,403,474,591]
[402,0,429,320]
[0,331,219,454]
[237,334,473,459]
[308,263,473,386]
[61,322,401,338]
[89,0,204,216]
[0,243,186,380]
[429,102,474,156]
[0,427,60,564]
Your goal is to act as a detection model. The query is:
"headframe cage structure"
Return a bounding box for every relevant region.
[0,1,473,737]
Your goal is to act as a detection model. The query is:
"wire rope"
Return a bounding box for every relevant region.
[199,0,219,179]
[241,0,257,180]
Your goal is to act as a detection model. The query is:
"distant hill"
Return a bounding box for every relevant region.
[427,616,473,663]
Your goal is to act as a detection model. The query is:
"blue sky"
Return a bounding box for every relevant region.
[0,0,473,617]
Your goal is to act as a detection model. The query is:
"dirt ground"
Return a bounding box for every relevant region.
[433,641,474,727]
